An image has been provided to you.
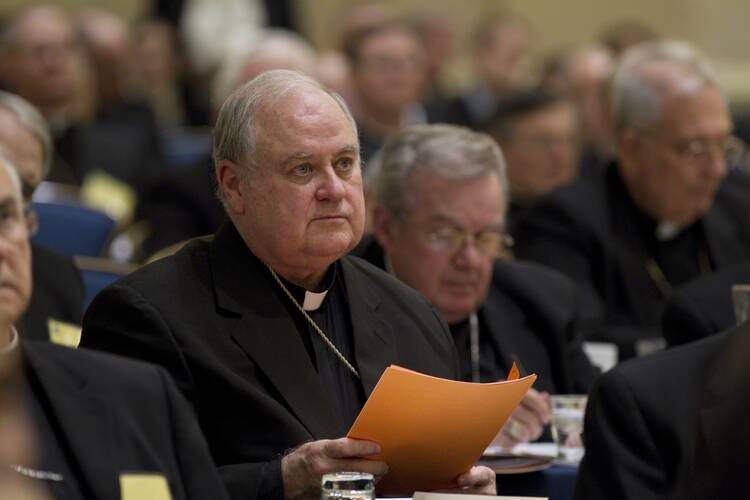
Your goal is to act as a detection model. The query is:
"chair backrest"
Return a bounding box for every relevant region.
[74,256,138,310]
[32,201,116,257]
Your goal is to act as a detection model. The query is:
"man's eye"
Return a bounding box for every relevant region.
[336,158,354,171]
[292,164,313,176]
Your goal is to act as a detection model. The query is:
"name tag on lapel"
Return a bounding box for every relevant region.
[48,319,82,348]
[120,473,172,500]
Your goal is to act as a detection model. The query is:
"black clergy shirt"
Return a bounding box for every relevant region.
[275,262,365,432]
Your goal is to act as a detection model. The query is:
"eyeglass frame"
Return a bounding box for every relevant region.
[646,133,747,168]
[421,220,514,259]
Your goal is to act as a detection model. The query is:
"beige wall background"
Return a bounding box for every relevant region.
[2,0,749,102]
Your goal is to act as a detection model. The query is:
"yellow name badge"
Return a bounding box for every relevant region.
[120,473,173,500]
[48,320,82,348]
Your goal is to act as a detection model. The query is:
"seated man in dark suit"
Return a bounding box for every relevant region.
[573,321,746,500]
[0,91,84,341]
[357,124,598,447]
[0,154,230,500]
[662,260,750,347]
[515,40,750,359]
[81,70,496,500]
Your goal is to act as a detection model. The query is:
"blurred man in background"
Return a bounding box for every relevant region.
[516,40,750,359]
[486,89,580,236]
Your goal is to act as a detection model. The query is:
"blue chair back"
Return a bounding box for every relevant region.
[75,257,136,310]
[32,201,115,257]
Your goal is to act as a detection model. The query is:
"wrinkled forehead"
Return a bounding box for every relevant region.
[0,161,22,205]
[255,84,358,147]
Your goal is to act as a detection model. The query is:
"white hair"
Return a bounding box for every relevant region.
[611,40,721,133]
[0,91,53,179]
[376,124,508,219]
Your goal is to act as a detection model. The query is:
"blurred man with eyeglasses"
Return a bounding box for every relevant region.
[515,40,750,361]
[0,91,84,342]
[354,124,599,447]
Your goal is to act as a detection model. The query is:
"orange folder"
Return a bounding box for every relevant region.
[347,364,536,495]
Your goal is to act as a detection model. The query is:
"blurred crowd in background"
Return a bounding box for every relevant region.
[5,0,743,263]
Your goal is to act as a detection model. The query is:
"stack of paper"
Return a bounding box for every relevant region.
[348,365,536,495]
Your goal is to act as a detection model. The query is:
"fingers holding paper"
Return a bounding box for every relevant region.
[452,466,497,495]
[281,438,387,500]
[495,388,551,447]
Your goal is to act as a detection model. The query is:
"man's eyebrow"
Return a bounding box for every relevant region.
[336,145,360,156]
[0,197,16,210]
[282,145,360,164]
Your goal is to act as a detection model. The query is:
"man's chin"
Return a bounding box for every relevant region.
[306,234,358,260]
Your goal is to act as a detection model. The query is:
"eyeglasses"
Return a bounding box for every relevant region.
[425,225,514,258]
[673,135,746,167]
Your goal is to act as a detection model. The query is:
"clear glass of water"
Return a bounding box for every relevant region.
[550,394,587,464]
[320,472,375,500]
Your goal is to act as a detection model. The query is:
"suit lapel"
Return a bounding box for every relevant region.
[210,224,342,439]
[478,290,518,376]
[23,344,119,500]
[607,169,664,325]
[341,258,396,397]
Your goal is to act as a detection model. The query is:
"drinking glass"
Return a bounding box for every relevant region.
[320,472,375,500]
[550,394,587,464]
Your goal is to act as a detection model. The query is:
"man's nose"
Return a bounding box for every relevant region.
[316,168,346,201]
[452,238,485,269]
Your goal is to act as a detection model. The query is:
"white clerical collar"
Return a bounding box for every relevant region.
[655,221,682,241]
[1,327,19,356]
[302,290,328,312]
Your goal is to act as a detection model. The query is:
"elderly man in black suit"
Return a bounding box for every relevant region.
[81,70,496,500]
[0,155,230,500]
[356,123,598,447]
[515,40,750,359]
[0,91,84,341]
[574,319,749,500]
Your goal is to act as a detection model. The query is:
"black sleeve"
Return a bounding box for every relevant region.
[158,367,231,500]
[573,370,666,500]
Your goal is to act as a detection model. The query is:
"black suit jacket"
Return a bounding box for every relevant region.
[352,236,599,394]
[572,326,741,500]
[662,261,750,347]
[515,163,750,358]
[80,223,459,500]
[21,340,229,500]
[21,243,84,340]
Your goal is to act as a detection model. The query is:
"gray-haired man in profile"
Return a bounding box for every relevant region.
[81,70,496,499]
[515,40,750,360]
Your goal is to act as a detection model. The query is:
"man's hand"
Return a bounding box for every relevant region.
[494,389,551,448]
[281,438,387,500]
[435,466,497,495]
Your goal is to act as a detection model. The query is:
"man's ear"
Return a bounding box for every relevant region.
[217,160,246,215]
[372,205,398,253]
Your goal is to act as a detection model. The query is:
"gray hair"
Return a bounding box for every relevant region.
[0,91,53,179]
[376,124,507,219]
[213,69,356,169]
[611,40,721,134]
